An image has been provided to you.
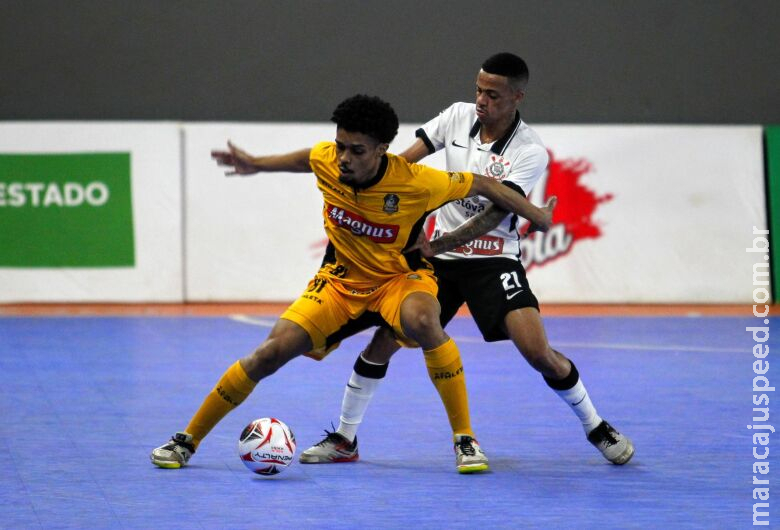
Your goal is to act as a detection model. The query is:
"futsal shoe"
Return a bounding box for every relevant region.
[587,420,634,465]
[150,432,196,469]
[454,434,489,473]
[299,430,359,463]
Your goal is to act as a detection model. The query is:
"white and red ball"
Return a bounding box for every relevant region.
[238,418,296,475]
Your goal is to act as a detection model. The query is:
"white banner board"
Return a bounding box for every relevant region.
[0,122,765,303]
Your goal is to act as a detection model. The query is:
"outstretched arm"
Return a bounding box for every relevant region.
[211,141,312,176]
[468,174,556,231]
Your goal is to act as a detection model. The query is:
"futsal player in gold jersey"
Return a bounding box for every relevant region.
[150,94,556,473]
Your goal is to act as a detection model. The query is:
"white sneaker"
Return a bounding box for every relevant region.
[151,432,195,469]
[454,434,489,473]
[587,420,634,465]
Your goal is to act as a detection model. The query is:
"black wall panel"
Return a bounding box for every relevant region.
[1,0,778,123]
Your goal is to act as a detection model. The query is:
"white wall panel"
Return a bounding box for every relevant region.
[0,122,183,302]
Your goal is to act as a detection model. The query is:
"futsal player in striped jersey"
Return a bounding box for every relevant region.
[300,53,634,467]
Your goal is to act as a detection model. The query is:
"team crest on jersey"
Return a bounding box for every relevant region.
[383,194,399,213]
[485,155,511,180]
[447,172,466,184]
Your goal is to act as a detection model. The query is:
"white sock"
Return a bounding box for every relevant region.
[553,379,602,434]
[336,364,384,441]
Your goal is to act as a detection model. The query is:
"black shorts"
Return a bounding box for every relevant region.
[431,256,539,342]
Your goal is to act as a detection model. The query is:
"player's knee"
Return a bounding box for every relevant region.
[363,327,400,363]
[401,308,438,338]
[245,338,298,379]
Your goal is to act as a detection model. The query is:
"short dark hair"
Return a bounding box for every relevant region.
[331,94,399,144]
[482,53,529,89]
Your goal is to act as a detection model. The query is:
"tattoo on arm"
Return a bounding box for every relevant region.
[429,206,507,255]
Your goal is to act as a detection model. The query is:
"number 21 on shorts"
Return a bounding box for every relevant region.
[500,271,524,300]
[500,271,523,292]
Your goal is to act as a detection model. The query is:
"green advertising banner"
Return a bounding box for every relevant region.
[766,127,780,301]
[0,153,134,267]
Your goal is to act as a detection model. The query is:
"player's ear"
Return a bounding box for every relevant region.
[377,143,389,157]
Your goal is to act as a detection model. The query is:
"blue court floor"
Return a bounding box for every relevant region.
[0,313,777,529]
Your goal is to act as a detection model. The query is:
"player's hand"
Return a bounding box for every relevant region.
[403,230,434,257]
[211,141,260,176]
[522,196,557,237]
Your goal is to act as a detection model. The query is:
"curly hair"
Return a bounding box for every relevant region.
[331,95,399,144]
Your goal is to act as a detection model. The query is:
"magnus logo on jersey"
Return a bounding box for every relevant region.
[326,204,399,243]
[441,233,504,256]
[520,151,613,271]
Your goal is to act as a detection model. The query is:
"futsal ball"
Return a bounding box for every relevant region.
[238,417,296,476]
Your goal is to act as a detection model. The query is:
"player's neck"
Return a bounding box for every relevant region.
[479,113,515,144]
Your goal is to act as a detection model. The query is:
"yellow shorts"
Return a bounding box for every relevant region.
[281,268,439,360]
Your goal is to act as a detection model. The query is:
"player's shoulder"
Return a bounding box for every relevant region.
[387,153,450,184]
[310,140,335,157]
[309,141,337,169]
[387,152,423,177]
[442,102,477,120]
[507,120,547,156]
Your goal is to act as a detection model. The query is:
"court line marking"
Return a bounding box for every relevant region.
[452,335,742,353]
[555,341,742,353]
[230,314,376,337]
[229,314,277,327]
[229,314,742,353]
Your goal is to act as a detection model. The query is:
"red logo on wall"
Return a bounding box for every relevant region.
[519,150,613,271]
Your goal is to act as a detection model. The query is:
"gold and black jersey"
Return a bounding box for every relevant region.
[309,141,473,285]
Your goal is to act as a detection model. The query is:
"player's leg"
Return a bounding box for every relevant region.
[151,273,346,469]
[301,273,464,464]
[300,325,398,463]
[462,257,633,465]
[398,290,472,435]
[387,274,487,473]
[503,307,596,424]
[338,270,465,436]
[502,308,634,464]
[151,318,312,468]
[335,327,396,440]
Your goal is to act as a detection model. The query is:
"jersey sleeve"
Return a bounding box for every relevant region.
[506,144,549,195]
[308,141,335,174]
[411,164,474,211]
[415,103,460,154]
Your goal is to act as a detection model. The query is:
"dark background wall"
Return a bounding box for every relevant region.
[1,0,778,124]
